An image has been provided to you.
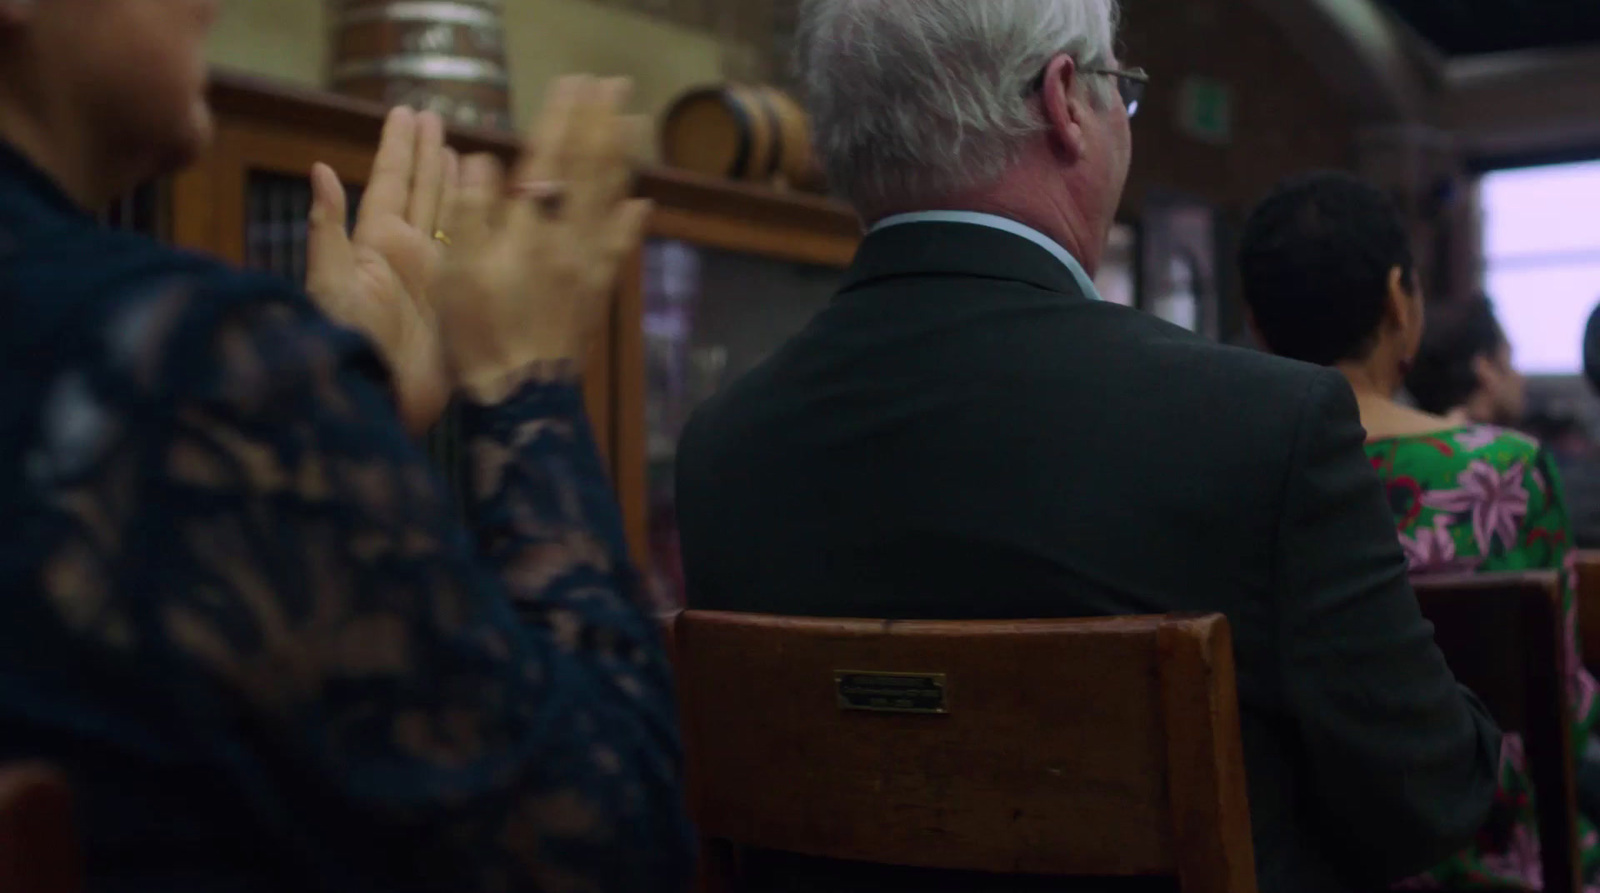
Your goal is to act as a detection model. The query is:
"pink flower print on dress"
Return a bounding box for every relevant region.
[1454,425,1503,453]
[1472,735,1539,890]
[1476,821,1542,891]
[1399,515,1482,575]
[1420,460,1530,555]
[1501,732,1527,776]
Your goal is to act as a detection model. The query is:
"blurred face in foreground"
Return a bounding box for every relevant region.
[0,0,220,205]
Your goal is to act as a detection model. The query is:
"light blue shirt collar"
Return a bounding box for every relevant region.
[869,210,1100,300]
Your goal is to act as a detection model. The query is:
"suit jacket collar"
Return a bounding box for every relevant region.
[840,221,1093,301]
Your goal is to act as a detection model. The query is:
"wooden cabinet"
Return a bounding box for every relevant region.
[137,71,860,589]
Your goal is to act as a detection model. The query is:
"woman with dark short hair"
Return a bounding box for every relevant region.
[1241,171,1598,891]
[1408,295,1527,427]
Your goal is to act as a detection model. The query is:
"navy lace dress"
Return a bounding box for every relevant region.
[0,141,693,893]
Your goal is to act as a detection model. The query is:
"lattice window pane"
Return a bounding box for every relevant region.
[245,172,363,288]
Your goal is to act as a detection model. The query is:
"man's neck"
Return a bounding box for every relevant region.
[868,174,1105,276]
[937,194,1099,277]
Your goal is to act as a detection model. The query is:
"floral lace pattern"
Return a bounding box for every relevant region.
[5,267,691,890]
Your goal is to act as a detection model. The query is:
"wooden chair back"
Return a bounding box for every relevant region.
[1412,572,1577,893]
[1573,550,1600,675]
[0,764,80,893]
[672,611,1257,893]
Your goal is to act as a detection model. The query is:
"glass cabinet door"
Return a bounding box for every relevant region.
[642,238,845,609]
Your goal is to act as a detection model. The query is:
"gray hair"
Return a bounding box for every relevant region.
[796,0,1121,212]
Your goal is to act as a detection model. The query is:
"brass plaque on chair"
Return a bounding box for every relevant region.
[835,672,948,714]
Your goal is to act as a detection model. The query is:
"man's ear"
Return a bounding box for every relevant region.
[1039,54,1087,163]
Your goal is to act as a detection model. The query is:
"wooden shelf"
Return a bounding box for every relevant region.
[172,69,862,566]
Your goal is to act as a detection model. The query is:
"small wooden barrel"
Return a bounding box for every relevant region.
[661,84,828,193]
[331,0,512,131]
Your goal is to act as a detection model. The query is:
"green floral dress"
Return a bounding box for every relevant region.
[1369,424,1600,891]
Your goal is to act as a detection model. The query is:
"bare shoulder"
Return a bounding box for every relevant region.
[1360,402,1464,442]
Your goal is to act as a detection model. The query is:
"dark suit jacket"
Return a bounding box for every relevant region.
[676,222,1501,893]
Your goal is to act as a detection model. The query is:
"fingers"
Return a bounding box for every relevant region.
[569,78,634,187]
[435,148,461,236]
[607,198,652,261]
[406,111,447,232]
[358,106,419,233]
[508,77,636,237]
[588,112,647,216]
[309,162,349,229]
[305,162,355,300]
[565,80,638,229]
[512,75,584,191]
[452,153,505,252]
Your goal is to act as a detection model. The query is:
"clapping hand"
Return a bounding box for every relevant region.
[306,108,458,435]
[433,76,650,402]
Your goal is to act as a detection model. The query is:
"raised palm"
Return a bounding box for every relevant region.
[306,108,457,435]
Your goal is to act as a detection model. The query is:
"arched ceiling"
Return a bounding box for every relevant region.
[1380,0,1600,57]
[1241,0,1439,123]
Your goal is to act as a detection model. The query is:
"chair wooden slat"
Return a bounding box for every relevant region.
[1413,572,1578,893]
[673,610,1256,893]
[1159,618,1257,893]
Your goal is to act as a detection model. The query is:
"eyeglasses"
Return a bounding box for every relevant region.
[1026,64,1149,119]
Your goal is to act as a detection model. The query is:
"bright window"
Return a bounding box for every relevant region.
[1481,160,1600,375]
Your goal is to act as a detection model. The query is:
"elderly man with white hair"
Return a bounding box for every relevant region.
[675,3,1499,891]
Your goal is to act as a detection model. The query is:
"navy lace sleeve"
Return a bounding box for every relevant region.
[28,274,693,893]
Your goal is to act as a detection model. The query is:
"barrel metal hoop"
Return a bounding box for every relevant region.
[333,55,510,87]
[338,1,501,28]
[750,89,785,180]
[336,0,502,13]
[724,91,756,180]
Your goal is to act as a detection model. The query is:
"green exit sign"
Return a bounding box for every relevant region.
[1179,76,1233,145]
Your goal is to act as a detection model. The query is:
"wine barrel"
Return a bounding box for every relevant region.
[331,0,512,131]
[661,84,827,193]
